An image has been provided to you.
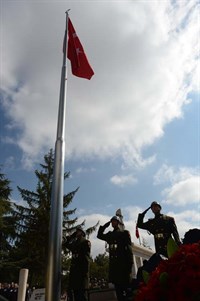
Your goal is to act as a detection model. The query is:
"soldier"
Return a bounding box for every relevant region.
[97,216,133,301]
[137,201,181,257]
[64,227,91,301]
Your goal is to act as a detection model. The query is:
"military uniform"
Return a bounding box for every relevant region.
[97,224,133,301]
[64,233,91,301]
[137,212,181,257]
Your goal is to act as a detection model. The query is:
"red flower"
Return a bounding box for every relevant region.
[134,243,200,301]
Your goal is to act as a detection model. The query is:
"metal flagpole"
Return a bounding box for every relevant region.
[46,11,69,301]
[139,232,142,246]
[135,221,142,245]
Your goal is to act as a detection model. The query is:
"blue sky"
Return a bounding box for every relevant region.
[0,0,199,257]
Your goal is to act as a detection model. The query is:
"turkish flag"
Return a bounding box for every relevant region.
[67,18,94,80]
[135,225,140,239]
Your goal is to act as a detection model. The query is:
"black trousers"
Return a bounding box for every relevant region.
[114,284,130,301]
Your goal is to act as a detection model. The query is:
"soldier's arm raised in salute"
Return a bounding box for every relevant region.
[63,231,77,251]
[97,221,110,241]
[137,207,151,230]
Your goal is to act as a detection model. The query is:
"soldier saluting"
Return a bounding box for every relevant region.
[137,201,181,258]
[97,215,133,301]
[63,227,91,301]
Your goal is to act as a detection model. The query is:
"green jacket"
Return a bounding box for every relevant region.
[65,235,91,289]
[137,213,181,257]
[97,226,133,285]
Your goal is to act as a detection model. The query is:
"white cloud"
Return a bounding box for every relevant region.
[110,174,138,187]
[77,210,153,258]
[1,1,199,170]
[166,209,200,241]
[163,176,200,206]
[77,213,111,257]
[154,164,199,185]
[121,148,156,170]
[78,206,199,257]
[75,167,96,174]
[154,164,200,206]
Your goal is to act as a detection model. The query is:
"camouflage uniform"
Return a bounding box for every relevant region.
[137,213,181,257]
[97,224,133,301]
[64,234,91,301]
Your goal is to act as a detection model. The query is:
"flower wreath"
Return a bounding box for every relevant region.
[134,238,200,301]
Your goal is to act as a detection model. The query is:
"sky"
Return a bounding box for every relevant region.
[0,0,199,258]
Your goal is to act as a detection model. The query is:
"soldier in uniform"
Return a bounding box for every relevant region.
[97,216,133,301]
[137,201,181,257]
[64,227,91,301]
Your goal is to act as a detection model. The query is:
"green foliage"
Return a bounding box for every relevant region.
[2,150,73,284]
[142,270,150,284]
[8,149,79,286]
[0,150,98,287]
[159,271,168,288]
[167,237,178,258]
[0,171,12,200]
[0,150,99,286]
[90,253,109,281]
[0,169,18,281]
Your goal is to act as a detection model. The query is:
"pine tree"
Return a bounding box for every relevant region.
[90,253,109,283]
[11,149,98,286]
[0,169,17,281]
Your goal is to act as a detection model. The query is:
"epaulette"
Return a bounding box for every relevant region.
[124,230,131,238]
[163,215,171,220]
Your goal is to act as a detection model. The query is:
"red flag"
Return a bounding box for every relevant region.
[135,225,140,239]
[67,18,94,80]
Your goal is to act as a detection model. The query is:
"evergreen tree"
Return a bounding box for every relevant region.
[0,169,17,281]
[11,149,98,286]
[90,253,109,282]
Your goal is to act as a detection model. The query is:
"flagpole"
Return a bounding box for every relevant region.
[46,11,69,301]
[139,234,142,246]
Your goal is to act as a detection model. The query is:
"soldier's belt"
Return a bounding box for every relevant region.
[72,254,79,258]
[155,233,164,238]
[110,244,118,250]
[110,255,118,259]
